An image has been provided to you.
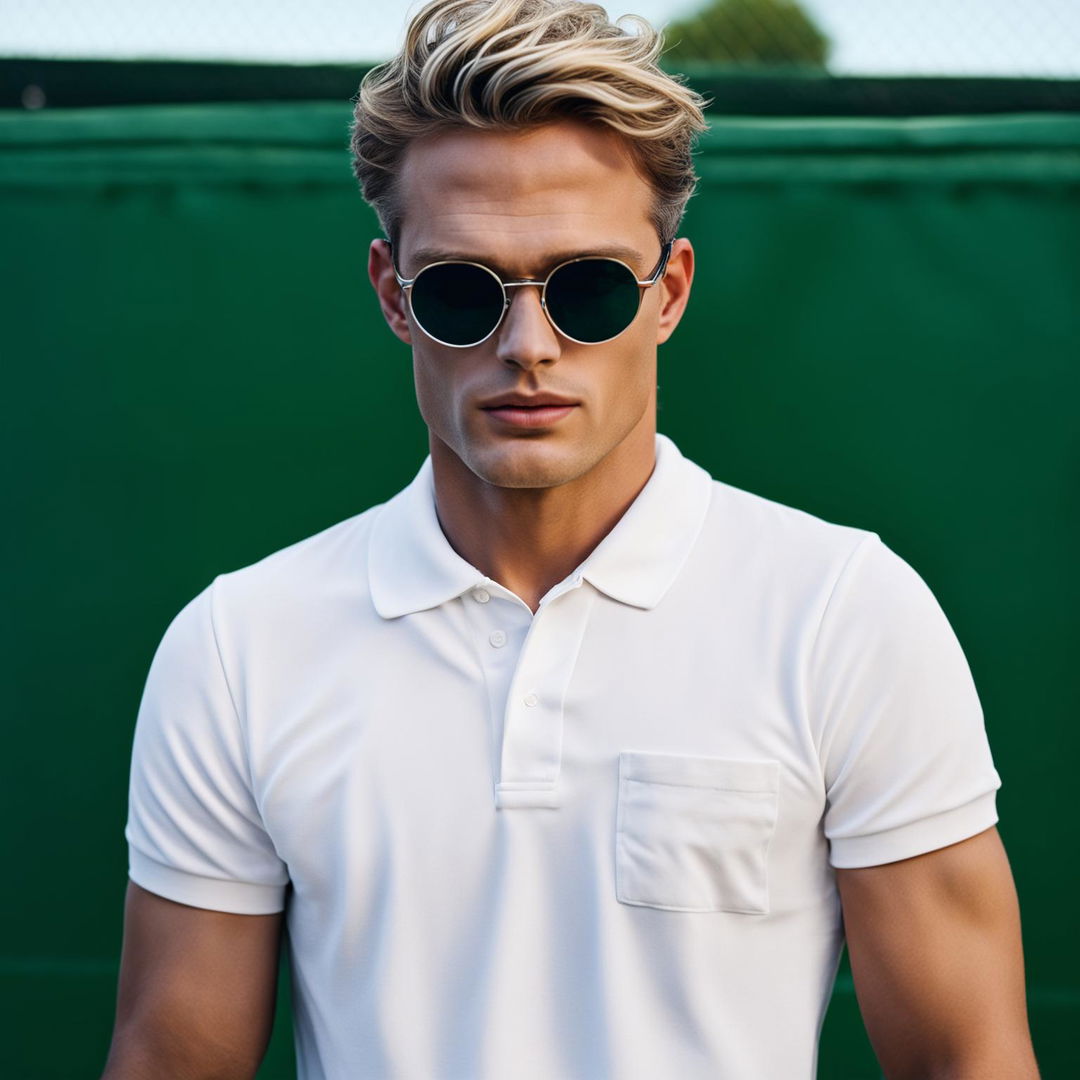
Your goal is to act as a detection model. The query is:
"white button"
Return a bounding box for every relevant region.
[472,587,490,603]
[523,691,539,708]
[489,630,507,648]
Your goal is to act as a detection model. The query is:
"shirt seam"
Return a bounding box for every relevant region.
[458,593,502,789]
[804,530,877,760]
[622,776,776,794]
[206,575,262,812]
[130,845,287,893]
[828,786,1000,845]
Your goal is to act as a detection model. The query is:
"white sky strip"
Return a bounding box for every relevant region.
[1,0,1078,76]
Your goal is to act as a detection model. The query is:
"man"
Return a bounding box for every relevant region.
[103,1,1040,1078]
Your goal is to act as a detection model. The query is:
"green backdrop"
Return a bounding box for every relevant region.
[2,101,1077,1078]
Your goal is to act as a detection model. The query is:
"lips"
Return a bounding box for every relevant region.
[480,394,579,410]
[480,397,579,428]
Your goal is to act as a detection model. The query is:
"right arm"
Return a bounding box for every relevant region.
[101,882,284,1080]
[110,581,290,1075]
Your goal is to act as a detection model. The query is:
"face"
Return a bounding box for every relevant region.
[368,119,694,490]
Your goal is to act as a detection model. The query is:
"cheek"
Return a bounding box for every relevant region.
[602,335,656,403]
[412,353,451,428]
[412,350,479,440]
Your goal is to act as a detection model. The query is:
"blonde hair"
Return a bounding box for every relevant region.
[350,0,708,247]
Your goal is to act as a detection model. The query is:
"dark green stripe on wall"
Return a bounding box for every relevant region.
[3,57,1080,114]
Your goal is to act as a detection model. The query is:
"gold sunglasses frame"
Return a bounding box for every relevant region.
[391,240,673,348]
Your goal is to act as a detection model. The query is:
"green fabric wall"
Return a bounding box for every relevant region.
[2,102,1077,1078]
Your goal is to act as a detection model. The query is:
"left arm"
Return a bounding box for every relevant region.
[836,825,1040,1080]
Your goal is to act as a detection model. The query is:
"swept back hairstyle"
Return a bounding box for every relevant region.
[350,0,708,249]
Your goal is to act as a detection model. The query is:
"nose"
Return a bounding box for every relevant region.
[494,284,562,370]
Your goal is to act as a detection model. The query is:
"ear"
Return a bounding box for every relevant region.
[654,237,694,346]
[368,238,413,346]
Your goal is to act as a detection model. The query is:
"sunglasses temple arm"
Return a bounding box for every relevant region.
[640,240,674,285]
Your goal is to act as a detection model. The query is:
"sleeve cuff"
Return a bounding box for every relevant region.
[828,789,1000,869]
[129,847,288,915]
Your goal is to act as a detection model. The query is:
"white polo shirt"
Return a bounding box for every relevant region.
[126,432,1001,1080]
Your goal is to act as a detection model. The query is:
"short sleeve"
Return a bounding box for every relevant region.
[125,578,289,913]
[811,535,1002,869]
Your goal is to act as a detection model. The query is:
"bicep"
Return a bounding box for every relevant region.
[837,827,1039,1079]
[103,881,284,1079]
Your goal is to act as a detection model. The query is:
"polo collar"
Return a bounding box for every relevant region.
[368,433,713,619]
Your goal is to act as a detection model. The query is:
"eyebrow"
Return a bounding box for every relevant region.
[400,243,650,278]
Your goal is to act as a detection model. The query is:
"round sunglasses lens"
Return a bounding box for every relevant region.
[410,263,504,346]
[545,259,641,343]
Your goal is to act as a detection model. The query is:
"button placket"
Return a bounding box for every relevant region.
[496,584,596,809]
[460,586,532,793]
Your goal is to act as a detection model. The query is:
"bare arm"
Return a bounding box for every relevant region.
[836,826,1039,1080]
[101,881,285,1080]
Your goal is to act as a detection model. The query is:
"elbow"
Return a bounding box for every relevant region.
[891,1047,1041,1080]
[101,1025,263,1080]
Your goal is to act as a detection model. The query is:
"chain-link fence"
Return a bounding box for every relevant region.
[663,0,1080,78]
[2,0,1079,78]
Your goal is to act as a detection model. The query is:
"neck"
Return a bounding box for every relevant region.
[430,422,657,613]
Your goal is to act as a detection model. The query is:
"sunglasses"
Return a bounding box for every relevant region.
[391,241,673,348]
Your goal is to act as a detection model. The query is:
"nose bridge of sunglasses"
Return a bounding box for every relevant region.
[500,278,546,307]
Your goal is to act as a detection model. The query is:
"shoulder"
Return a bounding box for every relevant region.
[204,502,387,637]
[708,477,869,550]
[698,476,880,595]
[689,476,954,660]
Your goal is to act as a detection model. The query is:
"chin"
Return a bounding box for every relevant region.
[464,439,593,491]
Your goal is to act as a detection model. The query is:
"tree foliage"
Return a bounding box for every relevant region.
[663,0,831,67]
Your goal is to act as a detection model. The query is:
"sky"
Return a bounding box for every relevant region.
[2,0,1079,77]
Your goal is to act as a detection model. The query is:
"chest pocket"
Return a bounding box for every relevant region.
[615,751,780,914]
